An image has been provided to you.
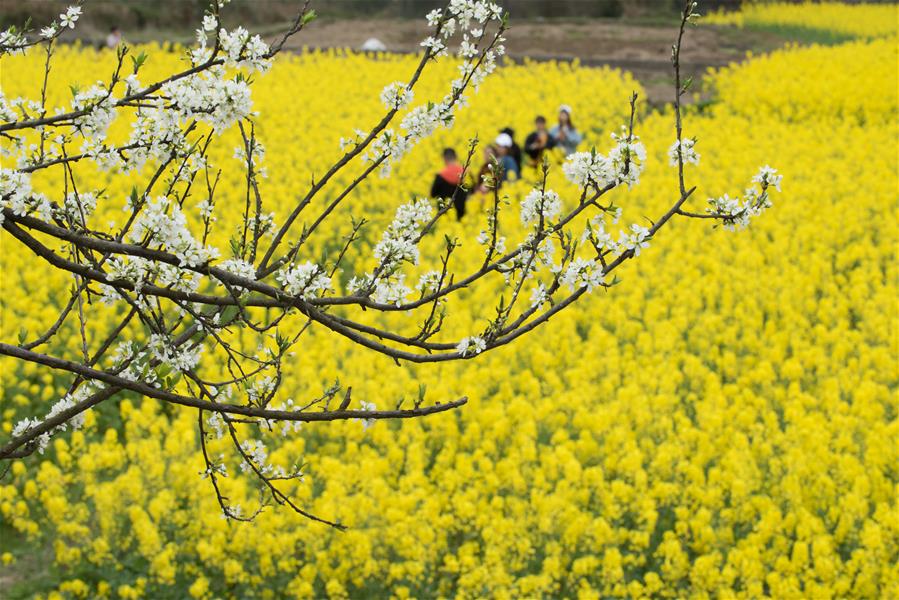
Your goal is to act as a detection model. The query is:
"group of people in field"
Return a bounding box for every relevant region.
[431,105,583,220]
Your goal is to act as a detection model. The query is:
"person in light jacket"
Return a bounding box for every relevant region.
[550,104,583,157]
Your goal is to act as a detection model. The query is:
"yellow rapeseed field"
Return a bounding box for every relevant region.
[706,1,899,39]
[1,5,897,599]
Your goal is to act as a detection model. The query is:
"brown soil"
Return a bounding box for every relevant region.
[277,18,789,105]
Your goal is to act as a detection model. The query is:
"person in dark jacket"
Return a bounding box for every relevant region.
[524,115,556,164]
[430,148,469,221]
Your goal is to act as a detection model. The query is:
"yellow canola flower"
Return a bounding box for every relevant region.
[1,5,898,599]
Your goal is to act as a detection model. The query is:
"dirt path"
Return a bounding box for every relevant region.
[278,18,789,105]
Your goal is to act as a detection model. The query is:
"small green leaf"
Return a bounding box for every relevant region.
[130,51,148,73]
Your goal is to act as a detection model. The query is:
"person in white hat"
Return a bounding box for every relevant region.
[550,104,583,157]
[494,132,521,182]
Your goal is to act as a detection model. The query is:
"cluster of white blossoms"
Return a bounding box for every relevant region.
[363,1,504,177]
[364,130,411,177]
[125,102,189,172]
[560,257,605,293]
[581,213,617,250]
[707,165,782,231]
[276,261,332,300]
[129,196,220,267]
[476,229,507,256]
[163,70,253,134]
[107,340,150,382]
[233,139,267,178]
[350,198,433,305]
[423,1,503,54]
[370,274,411,306]
[0,93,18,122]
[59,6,81,29]
[265,399,304,436]
[457,335,487,357]
[238,439,273,474]
[607,129,647,187]
[530,283,549,309]
[520,188,562,227]
[668,137,700,167]
[245,376,277,405]
[375,198,433,265]
[618,223,652,256]
[508,234,557,283]
[753,164,783,192]
[0,169,52,224]
[102,256,201,302]
[380,81,415,111]
[0,5,79,55]
[580,212,652,263]
[63,192,97,226]
[10,382,96,454]
[563,130,647,190]
[148,333,204,374]
[216,258,257,287]
[218,26,270,73]
[70,83,117,142]
[0,30,27,55]
[416,270,443,295]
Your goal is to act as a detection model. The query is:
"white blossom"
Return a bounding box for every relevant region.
[149,333,203,373]
[618,224,652,256]
[129,196,219,267]
[277,261,332,299]
[163,70,253,133]
[560,257,605,292]
[563,150,611,189]
[753,165,783,192]
[380,81,414,110]
[372,274,411,307]
[668,138,700,167]
[705,166,781,231]
[457,335,486,357]
[416,270,443,294]
[608,129,646,187]
[358,401,377,430]
[520,189,562,227]
[239,439,272,474]
[581,214,618,252]
[216,258,257,288]
[530,283,549,309]
[59,6,81,29]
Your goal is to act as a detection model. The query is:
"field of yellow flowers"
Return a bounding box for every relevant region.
[1,4,898,598]
[705,1,898,40]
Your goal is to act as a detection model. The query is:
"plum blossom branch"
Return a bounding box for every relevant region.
[0,0,781,529]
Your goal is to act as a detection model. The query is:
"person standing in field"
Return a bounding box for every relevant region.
[524,115,556,165]
[494,133,521,182]
[105,26,122,48]
[475,144,497,197]
[430,148,469,221]
[499,127,522,172]
[550,104,582,157]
